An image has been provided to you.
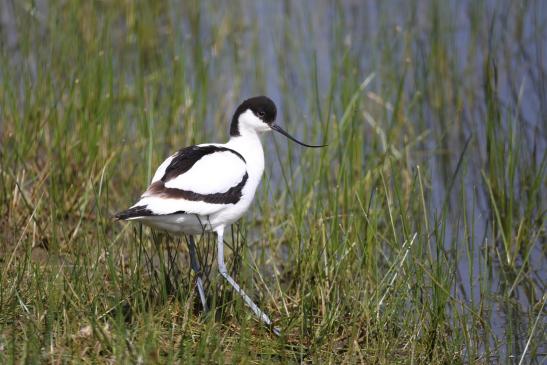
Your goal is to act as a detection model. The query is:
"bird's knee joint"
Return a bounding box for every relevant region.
[219,266,228,275]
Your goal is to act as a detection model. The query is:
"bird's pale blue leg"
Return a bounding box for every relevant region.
[215,226,280,336]
[187,235,208,312]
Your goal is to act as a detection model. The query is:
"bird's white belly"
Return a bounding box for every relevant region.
[134,199,252,234]
[135,213,208,234]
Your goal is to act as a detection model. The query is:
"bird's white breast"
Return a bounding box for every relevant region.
[209,134,265,226]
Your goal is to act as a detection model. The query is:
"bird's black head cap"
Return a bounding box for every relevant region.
[230,96,277,136]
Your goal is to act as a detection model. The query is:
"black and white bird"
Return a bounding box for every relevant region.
[115,96,325,335]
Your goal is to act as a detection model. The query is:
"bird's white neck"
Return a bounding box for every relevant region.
[227,130,263,160]
[226,130,265,181]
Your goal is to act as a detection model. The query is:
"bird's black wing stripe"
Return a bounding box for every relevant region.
[115,205,154,220]
[147,172,248,205]
[162,145,246,182]
[115,206,187,219]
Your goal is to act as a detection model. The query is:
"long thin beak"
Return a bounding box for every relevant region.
[270,124,327,148]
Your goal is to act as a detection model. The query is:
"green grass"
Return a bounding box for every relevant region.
[1,0,545,363]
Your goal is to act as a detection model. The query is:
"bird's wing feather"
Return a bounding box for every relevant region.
[164,151,245,193]
[126,144,247,217]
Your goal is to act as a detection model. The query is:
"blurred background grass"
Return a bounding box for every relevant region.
[0,0,545,363]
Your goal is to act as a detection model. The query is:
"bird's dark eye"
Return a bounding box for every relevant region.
[257,111,265,118]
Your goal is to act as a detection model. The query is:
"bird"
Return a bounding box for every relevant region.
[115,96,325,335]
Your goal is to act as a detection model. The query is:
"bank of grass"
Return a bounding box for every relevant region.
[0,0,545,363]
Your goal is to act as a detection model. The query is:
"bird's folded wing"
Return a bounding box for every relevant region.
[131,145,248,216]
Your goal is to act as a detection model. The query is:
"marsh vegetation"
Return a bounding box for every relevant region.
[0,0,545,363]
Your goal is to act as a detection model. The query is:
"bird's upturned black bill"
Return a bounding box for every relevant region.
[270,124,327,148]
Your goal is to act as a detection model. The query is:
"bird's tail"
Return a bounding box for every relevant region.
[114,205,152,220]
